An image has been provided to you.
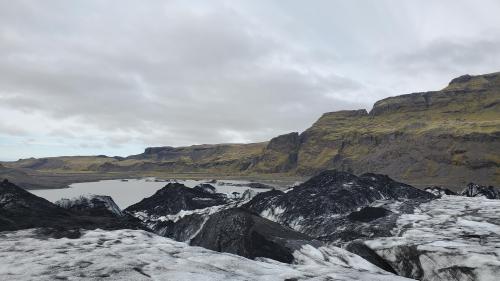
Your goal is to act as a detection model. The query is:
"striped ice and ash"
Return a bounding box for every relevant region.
[365,196,500,281]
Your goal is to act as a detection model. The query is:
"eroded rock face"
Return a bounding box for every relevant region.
[243,170,434,240]
[125,182,229,216]
[266,132,300,153]
[252,132,301,173]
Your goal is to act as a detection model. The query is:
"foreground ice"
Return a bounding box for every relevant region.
[0,229,410,281]
[365,196,500,281]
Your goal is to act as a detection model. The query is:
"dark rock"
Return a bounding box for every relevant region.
[385,245,424,279]
[154,213,207,241]
[246,182,274,189]
[216,181,274,189]
[244,170,434,240]
[347,207,389,222]
[266,132,300,153]
[449,74,473,84]
[55,195,124,217]
[190,208,318,263]
[253,132,301,173]
[193,183,217,194]
[240,189,257,201]
[125,182,228,216]
[344,240,397,274]
[0,179,146,236]
[460,183,500,199]
[0,179,73,232]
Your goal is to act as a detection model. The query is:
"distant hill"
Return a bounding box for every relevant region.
[3,72,499,189]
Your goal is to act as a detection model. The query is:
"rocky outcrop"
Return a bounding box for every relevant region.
[190,208,318,263]
[126,183,322,264]
[344,240,397,274]
[55,195,124,217]
[243,170,435,240]
[0,179,72,231]
[125,182,229,216]
[460,183,500,199]
[192,183,217,194]
[266,132,300,153]
[252,132,301,173]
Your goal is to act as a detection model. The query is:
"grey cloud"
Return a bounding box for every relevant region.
[0,0,499,157]
[388,38,500,75]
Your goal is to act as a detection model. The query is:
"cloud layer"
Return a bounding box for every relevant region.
[1,0,500,159]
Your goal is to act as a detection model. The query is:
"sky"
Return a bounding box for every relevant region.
[1,0,500,160]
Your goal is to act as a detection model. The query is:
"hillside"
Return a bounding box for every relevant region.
[2,72,499,189]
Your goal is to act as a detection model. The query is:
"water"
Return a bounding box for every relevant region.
[31,178,271,209]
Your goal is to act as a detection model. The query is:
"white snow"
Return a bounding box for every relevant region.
[0,228,411,281]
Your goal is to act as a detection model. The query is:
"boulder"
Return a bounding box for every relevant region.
[125,182,228,216]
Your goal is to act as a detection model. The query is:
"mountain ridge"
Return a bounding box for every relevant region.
[2,71,499,189]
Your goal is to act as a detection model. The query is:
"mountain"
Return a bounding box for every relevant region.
[3,71,499,189]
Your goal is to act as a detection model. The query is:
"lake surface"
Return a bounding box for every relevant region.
[31,178,272,209]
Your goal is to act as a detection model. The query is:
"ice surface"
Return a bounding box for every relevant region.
[55,194,124,216]
[365,196,500,281]
[0,228,411,281]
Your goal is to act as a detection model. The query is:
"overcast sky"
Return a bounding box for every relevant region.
[1,0,500,160]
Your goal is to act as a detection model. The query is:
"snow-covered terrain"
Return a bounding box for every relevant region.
[365,195,500,281]
[0,228,410,281]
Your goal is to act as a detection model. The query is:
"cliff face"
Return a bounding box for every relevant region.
[292,72,499,188]
[3,72,499,189]
[251,132,300,173]
[125,72,500,187]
